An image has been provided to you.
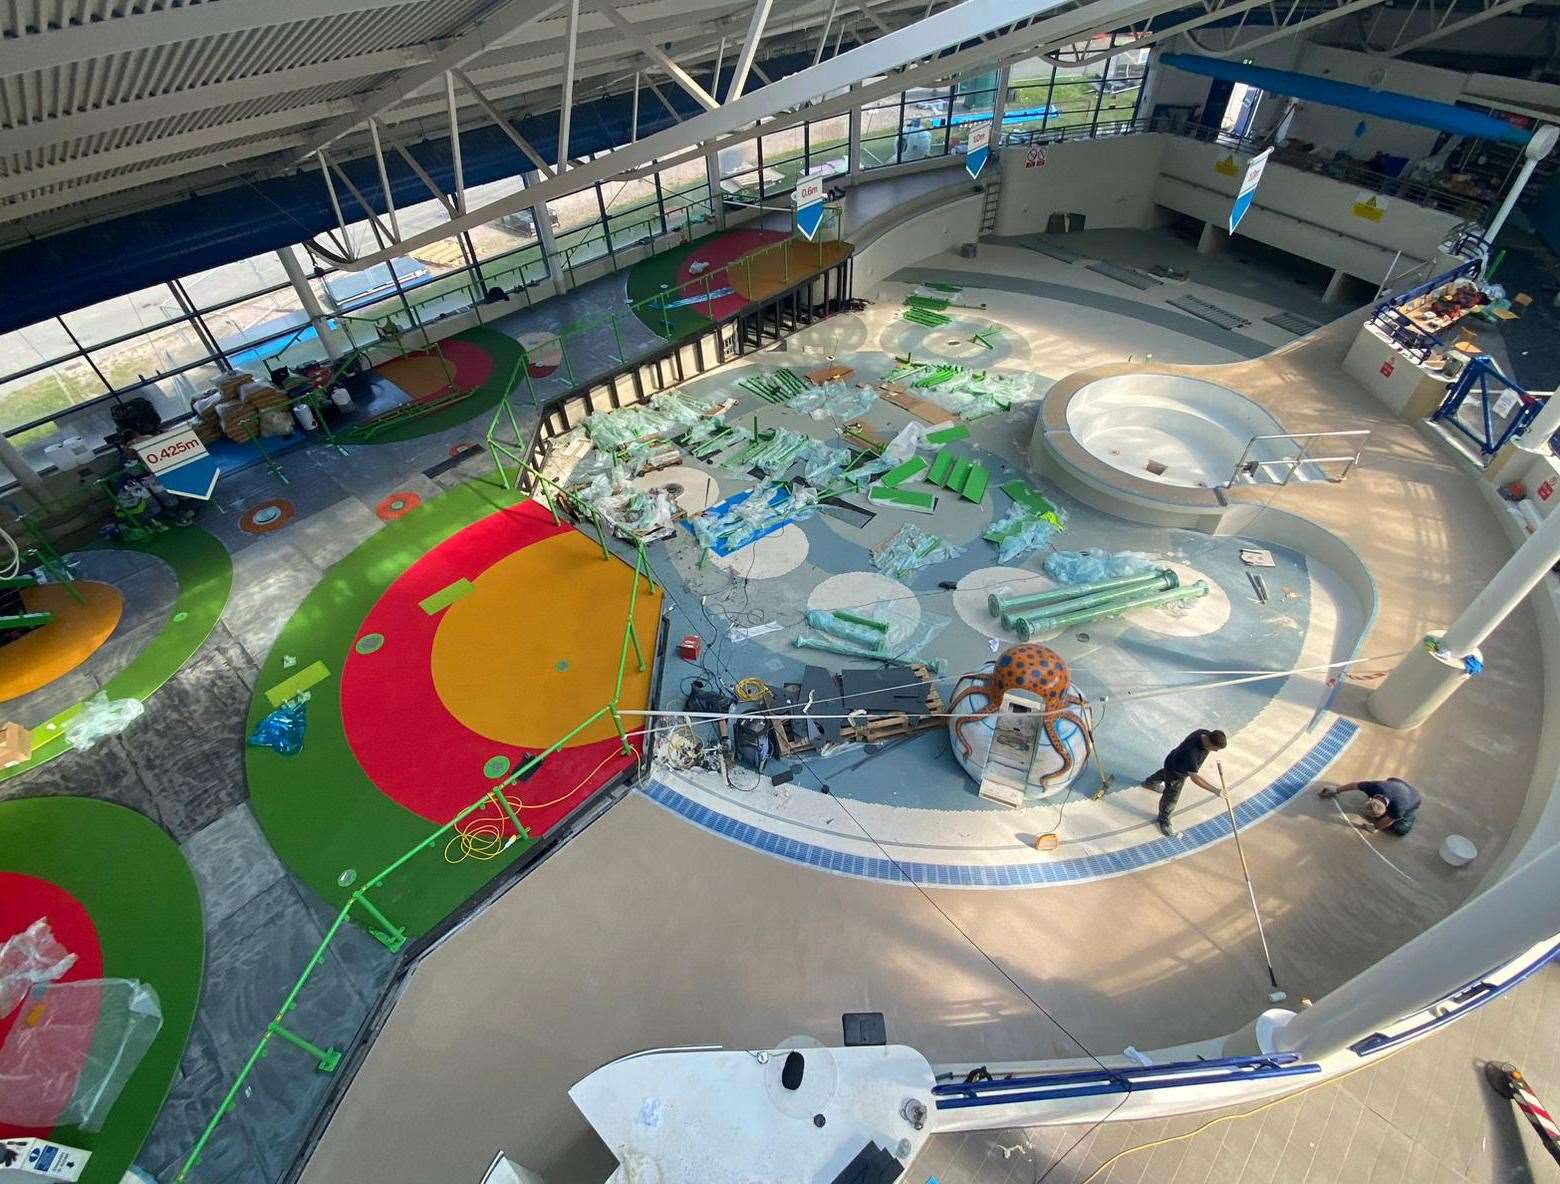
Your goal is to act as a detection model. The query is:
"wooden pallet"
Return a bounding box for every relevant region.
[759,663,942,757]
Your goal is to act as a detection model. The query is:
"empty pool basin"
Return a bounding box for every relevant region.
[1065,374,1290,490]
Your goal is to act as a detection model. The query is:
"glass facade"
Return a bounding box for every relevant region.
[1,51,1154,465]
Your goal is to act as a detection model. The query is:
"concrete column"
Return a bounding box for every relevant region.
[1197,222,1228,255]
[0,432,48,502]
[277,247,342,363]
[1369,499,1560,726]
[848,84,863,181]
[1322,269,1350,303]
[527,170,568,297]
[988,65,1010,151]
[704,148,727,230]
[1278,840,1560,1060]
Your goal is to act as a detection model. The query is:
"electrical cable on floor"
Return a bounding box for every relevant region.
[445,749,626,863]
[1330,796,1418,883]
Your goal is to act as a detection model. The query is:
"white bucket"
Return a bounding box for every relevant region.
[1441,834,1477,867]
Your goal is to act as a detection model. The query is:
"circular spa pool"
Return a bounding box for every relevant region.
[1065,374,1288,489]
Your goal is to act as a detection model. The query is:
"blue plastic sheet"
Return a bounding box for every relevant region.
[248,700,308,756]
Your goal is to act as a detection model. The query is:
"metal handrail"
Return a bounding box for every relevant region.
[1225,429,1371,488]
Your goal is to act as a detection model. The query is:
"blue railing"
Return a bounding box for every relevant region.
[1350,934,1560,1057]
[1432,354,1541,457]
[931,1052,1320,1111]
[1368,256,1484,364]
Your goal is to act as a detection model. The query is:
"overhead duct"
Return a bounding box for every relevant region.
[1160,52,1536,146]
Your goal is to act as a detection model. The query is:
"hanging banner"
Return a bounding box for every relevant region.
[793,175,826,242]
[965,123,991,180]
[1228,146,1273,235]
[135,423,220,500]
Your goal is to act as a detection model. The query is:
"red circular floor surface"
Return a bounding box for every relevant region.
[339,501,646,839]
[675,228,787,321]
[0,872,105,1139]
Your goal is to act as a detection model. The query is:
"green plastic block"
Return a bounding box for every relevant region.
[946,457,972,494]
[925,425,971,444]
[925,450,954,486]
[869,485,938,513]
[419,578,474,616]
[1001,479,1059,517]
[265,660,331,708]
[879,456,928,488]
[962,464,990,504]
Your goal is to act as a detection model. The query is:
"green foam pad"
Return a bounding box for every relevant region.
[879,456,928,488]
[419,578,474,615]
[1001,480,1059,517]
[925,450,954,486]
[869,485,938,513]
[962,464,989,503]
[925,425,970,444]
[946,457,972,494]
[265,659,331,708]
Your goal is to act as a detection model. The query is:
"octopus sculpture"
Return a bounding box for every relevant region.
[948,642,1092,786]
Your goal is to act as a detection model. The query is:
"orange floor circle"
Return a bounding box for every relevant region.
[428,529,657,750]
[0,581,124,700]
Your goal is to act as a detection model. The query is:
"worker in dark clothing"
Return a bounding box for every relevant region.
[1142,728,1228,837]
[1319,778,1422,836]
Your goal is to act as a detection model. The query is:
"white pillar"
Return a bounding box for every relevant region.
[1197,222,1228,255]
[1369,499,1560,726]
[1522,392,1560,444]
[1485,125,1557,245]
[1322,268,1350,303]
[848,84,863,181]
[704,147,726,230]
[0,432,48,502]
[1278,841,1560,1060]
[526,170,568,297]
[989,65,1010,149]
[277,247,342,363]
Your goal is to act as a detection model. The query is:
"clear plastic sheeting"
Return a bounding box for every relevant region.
[799,440,851,488]
[1044,548,1155,585]
[871,524,965,581]
[0,921,77,1018]
[689,482,820,557]
[64,694,145,751]
[789,381,876,422]
[986,507,1062,563]
[583,391,718,451]
[0,978,163,1132]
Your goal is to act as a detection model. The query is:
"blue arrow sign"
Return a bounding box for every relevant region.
[965,123,990,180]
[1228,147,1273,235]
[134,424,221,500]
[793,175,826,241]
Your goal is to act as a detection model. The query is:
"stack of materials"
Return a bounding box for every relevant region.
[988,568,1207,640]
[193,371,294,442]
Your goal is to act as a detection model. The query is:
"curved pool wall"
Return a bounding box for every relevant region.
[1034,367,1289,529]
[1065,374,1290,489]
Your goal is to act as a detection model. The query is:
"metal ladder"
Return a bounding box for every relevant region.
[979,166,1002,235]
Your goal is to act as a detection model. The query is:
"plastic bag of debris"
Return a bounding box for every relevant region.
[1044,548,1154,584]
[64,694,144,751]
[871,524,965,581]
[0,921,77,1019]
[986,507,1063,564]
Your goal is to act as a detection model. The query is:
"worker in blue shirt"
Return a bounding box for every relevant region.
[1142,728,1228,837]
[1319,778,1422,836]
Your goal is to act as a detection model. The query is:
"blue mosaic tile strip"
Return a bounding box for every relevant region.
[640,719,1358,887]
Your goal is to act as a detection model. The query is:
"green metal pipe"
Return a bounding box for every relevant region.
[831,609,889,633]
[988,569,1168,617]
[793,635,918,667]
[1002,572,1177,628]
[1015,581,1209,639]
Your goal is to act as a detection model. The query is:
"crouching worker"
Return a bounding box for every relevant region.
[1319,778,1421,836]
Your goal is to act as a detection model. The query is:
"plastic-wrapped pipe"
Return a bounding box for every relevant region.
[1001,570,1177,628]
[805,610,887,651]
[988,569,1172,618]
[1014,581,1209,639]
[832,609,890,633]
[793,635,918,667]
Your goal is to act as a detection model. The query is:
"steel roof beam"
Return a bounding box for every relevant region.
[597,2,721,111]
[726,0,774,101]
[341,0,1153,269]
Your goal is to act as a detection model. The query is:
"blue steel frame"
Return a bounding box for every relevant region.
[1349,935,1560,1058]
[1432,354,1541,457]
[931,1052,1321,1111]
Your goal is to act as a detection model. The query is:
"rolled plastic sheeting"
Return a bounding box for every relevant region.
[805,609,887,652]
[1014,581,1209,639]
[1161,54,1534,146]
[988,569,1173,618]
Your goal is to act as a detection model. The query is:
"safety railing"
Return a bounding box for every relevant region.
[1367,255,1485,364]
[171,533,657,1184]
[1224,429,1371,488]
[931,1052,1321,1111]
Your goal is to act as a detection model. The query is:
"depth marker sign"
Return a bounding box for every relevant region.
[793,175,826,241]
[1228,147,1273,235]
[136,424,221,500]
[965,123,990,180]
